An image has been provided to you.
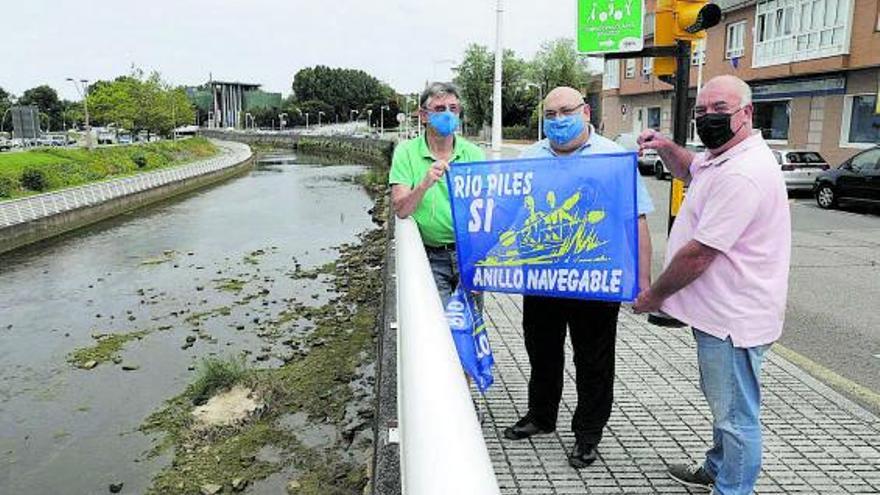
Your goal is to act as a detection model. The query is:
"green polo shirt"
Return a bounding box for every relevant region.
[389,135,485,246]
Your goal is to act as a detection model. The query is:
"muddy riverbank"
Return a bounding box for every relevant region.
[0,150,388,494]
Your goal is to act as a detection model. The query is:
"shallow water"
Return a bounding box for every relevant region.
[0,152,374,493]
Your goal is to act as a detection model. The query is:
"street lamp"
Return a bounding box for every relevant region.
[66,77,92,149]
[491,0,504,155]
[404,95,413,137]
[380,105,390,135]
[305,112,309,129]
[525,82,543,142]
[367,109,373,129]
[318,111,325,126]
[279,112,288,131]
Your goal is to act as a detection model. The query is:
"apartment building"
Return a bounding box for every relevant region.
[600,0,880,164]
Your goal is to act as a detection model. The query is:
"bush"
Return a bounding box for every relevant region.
[189,355,249,406]
[20,169,49,192]
[503,125,537,141]
[0,176,15,198]
[132,151,148,169]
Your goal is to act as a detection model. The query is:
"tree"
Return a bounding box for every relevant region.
[530,38,594,92]
[87,69,195,137]
[453,44,494,130]
[0,87,13,132]
[297,100,336,125]
[291,66,397,122]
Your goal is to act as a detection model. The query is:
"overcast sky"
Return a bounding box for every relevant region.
[3,0,603,101]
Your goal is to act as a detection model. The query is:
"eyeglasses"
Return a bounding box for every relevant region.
[694,104,745,118]
[424,104,461,114]
[543,103,584,120]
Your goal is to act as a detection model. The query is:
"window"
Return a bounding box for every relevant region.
[647,107,661,130]
[850,148,880,172]
[841,94,880,146]
[786,151,826,163]
[603,59,620,89]
[754,0,849,67]
[625,59,636,78]
[726,21,746,58]
[691,44,705,65]
[753,100,790,141]
[642,57,653,76]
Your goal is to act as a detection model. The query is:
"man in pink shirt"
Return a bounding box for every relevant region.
[633,75,791,495]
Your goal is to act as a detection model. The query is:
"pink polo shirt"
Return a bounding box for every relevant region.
[661,132,791,348]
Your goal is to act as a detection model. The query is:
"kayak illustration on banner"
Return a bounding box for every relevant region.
[446,153,640,302]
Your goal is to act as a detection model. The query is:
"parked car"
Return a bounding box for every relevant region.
[814,146,880,209]
[613,133,654,174]
[0,138,11,151]
[773,149,830,191]
[650,142,706,179]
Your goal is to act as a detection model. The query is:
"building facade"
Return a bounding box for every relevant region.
[601,0,880,164]
[186,82,282,130]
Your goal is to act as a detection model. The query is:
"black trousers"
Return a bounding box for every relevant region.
[522,295,620,445]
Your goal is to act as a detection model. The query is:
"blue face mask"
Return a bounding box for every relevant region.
[428,111,460,137]
[543,114,585,145]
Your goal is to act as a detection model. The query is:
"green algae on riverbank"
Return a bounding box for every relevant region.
[140,225,386,494]
[69,330,151,368]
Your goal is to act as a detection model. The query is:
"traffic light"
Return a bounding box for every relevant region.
[654,0,676,78]
[673,0,721,40]
[653,0,721,78]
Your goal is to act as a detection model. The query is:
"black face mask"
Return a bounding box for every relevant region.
[696,107,744,150]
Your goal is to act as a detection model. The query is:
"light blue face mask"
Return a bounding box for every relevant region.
[428,111,460,137]
[543,114,585,145]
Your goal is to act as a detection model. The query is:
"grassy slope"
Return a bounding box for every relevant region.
[0,137,218,199]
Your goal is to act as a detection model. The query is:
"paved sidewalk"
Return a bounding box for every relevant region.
[479,292,880,494]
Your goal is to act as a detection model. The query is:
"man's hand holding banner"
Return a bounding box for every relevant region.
[446,153,640,302]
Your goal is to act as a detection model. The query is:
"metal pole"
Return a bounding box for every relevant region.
[668,39,692,234]
[694,38,705,141]
[491,0,504,154]
[537,85,543,142]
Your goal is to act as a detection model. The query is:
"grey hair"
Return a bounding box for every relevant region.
[420,82,461,109]
[732,77,752,106]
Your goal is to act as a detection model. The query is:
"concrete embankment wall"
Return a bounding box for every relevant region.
[0,144,254,255]
[199,130,394,171]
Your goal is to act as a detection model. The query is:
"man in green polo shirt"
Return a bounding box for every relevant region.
[389,81,485,304]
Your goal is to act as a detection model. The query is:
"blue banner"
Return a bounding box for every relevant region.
[445,286,494,394]
[446,153,640,302]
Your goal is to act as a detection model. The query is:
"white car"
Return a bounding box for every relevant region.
[772,149,830,191]
[648,142,706,180]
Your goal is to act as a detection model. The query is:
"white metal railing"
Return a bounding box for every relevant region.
[394,217,500,495]
[0,140,252,229]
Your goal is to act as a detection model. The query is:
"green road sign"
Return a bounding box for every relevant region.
[577,0,644,54]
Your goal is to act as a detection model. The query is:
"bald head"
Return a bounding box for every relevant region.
[542,86,592,153]
[700,75,752,108]
[695,75,754,153]
[544,86,584,109]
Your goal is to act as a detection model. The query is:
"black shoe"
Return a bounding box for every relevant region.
[503,416,554,440]
[668,463,714,491]
[567,440,598,469]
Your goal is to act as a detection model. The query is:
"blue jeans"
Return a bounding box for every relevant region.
[425,247,483,312]
[693,329,770,495]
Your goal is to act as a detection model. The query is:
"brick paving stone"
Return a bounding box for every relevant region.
[479,293,880,494]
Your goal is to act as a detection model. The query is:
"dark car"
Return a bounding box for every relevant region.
[813,146,880,209]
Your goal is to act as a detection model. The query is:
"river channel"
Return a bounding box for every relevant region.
[0,151,376,493]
